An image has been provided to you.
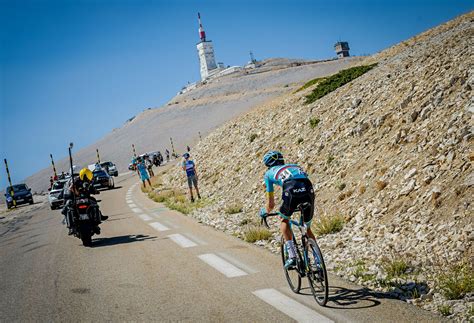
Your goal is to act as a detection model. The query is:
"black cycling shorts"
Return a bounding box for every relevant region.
[279,178,315,223]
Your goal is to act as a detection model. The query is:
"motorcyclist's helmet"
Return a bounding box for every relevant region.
[183,153,190,159]
[263,151,284,168]
[79,168,93,182]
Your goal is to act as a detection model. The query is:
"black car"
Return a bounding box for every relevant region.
[93,169,114,189]
[5,184,34,209]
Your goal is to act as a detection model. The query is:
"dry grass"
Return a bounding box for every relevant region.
[144,174,211,215]
[359,185,366,195]
[375,180,388,191]
[435,261,474,300]
[225,203,243,214]
[313,213,345,236]
[244,227,273,242]
[382,258,409,279]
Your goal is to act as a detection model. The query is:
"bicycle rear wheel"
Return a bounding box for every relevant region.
[305,238,329,306]
[280,236,301,293]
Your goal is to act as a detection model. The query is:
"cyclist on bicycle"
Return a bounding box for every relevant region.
[261,151,316,269]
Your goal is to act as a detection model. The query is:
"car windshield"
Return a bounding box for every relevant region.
[52,181,66,190]
[9,184,28,192]
[101,162,113,167]
[93,170,107,177]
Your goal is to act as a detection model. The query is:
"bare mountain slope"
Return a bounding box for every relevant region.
[26,57,364,192]
[164,12,473,319]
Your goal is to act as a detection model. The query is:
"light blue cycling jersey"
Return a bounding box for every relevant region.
[264,164,308,193]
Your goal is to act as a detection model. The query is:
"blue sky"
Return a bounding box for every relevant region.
[0,0,472,188]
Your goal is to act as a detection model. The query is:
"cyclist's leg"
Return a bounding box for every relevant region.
[193,176,201,199]
[279,188,297,261]
[187,176,194,201]
[303,189,316,241]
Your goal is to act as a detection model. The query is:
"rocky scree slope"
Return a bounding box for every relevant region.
[163,12,474,320]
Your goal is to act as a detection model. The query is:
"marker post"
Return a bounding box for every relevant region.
[50,154,57,178]
[4,159,16,208]
[96,149,101,164]
[170,137,176,158]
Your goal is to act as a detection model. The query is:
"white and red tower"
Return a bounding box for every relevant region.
[196,12,217,80]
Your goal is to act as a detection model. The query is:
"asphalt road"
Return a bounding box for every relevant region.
[0,172,443,322]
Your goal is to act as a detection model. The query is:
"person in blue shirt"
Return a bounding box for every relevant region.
[182,153,201,202]
[136,156,151,188]
[261,151,316,269]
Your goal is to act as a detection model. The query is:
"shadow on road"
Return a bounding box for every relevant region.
[93,234,156,247]
[325,285,397,309]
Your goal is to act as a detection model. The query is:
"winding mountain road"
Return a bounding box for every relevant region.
[0,171,442,322]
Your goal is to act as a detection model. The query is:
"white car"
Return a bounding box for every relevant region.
[100,161,118,177]
[48,178,69,210]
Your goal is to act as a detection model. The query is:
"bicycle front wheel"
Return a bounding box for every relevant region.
[280,236,301,293]
[305,238,329,306]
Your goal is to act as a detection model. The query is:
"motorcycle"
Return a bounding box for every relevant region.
[64,182,103,247]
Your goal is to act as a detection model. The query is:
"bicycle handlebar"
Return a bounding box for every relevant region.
[260,212,279,228]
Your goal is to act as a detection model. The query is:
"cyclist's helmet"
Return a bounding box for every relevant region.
[263,150,284,168]
[79,168,93,182]
[183,153,190,159]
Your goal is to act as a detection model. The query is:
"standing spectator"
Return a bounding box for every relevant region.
[136,157,152,188]
[145,155,154,177]
[187,145,191,152]
[181,153,201,202]
[166,149,170,162]
[50,176,54,190]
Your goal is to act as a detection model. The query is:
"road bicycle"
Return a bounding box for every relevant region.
[260,202,329,306]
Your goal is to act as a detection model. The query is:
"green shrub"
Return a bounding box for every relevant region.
[305,64,377,104]
[225,203,243,214]
[295,77,325,93]
[327,155,335,164]
[313,213,345,235]
[383,259,409,279]
[337,183,346,191]
[297,137,304,144]
[436,262,474,300]
[249,134,257,143]
[309,118,320,129]
[437,304,452,316]
[244,227,272,242]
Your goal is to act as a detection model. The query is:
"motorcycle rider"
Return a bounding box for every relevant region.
[61,168,108,235]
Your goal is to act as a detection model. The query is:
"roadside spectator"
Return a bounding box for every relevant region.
[136,157,152,188]
[50,176,54,190]
[145,155,154,177]
[166,149,170,162]
[187,145,191,152]
[182,153,201,202]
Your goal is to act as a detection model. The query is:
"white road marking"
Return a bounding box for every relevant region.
[167,234,197,248]
[252,289,333,323]
[183,232,207,245]
[198,254,247,278]
[217,252,258,274]
[150,212,161,219]
[149,222,170,232]
[162,220,179,229]
[131,208,142,213]
[128,203,137,208]
[138,213,153,221]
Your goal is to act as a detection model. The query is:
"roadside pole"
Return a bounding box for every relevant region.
[132,144,137,157]
[3,159,16,208]
[68,143,76,207]
[170,137,176,158]
[96,149,101,164]
[50,154,57,178]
